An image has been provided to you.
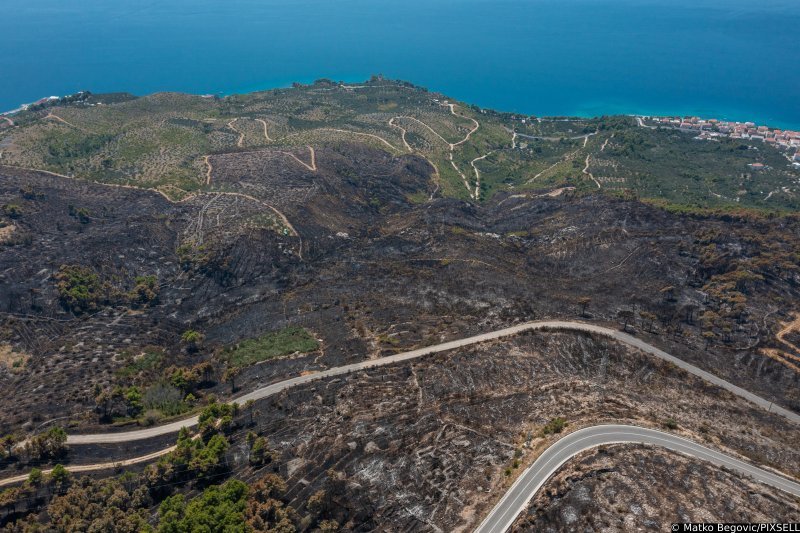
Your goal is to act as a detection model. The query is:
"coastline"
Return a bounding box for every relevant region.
[4,81,800,134]
[564,101,800,133]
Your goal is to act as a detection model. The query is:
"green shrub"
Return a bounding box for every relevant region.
[157,479,248,533]
[124,386,143,417]
[19,186,44,200]
[181,330,204,353]
[176,243,212,270]
[50,464,70,487]
[23,427,68,461]
[664,418,679,430]
[27,468,43,486]
[198,400,238,437]
[129,275,159,305]
[143,428,231,490]
[54,264,106,313]
[248,436,275,467]
[143,382,188,417]
[55,266,160,313]
[142,410,161,426]
[67,204,91,223]
[542,417,567,436]
[2,204,22,219]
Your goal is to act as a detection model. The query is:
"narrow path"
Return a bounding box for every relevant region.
[597,246,641,274]
[304,128,402,153]
[203,155,213,185]
[227,118,245,147]
[761,348,800,373]
[776,313,800,354]
[418,154,441,200]
[1,116,13,127]
[388,111,483,199]
[541,187,574,197]
[582,154,601,188]
[190,193,219,245]
[44,113,83,131]
[389,109,481,198]
[0,445,178,488]
[440,104,481,198]
[279,146,316,172]
[0,164,303,258]
[636,116,656,130]
[470,151,494,199]
[392,107,479,149]
[308,83,417,93]
[174,189,304,259]
[212,104,479,200]
[306,145,316,171]
[392,115,451,148]
[514,131,597,143]
[215,147,317,173]
[255,118,273,142]
[526,149,581,185]
[209,191,300,240]
[520,130,603,187]
[388,118,413,152]
[760,313,800,372]
[450,153,473,194]
[475,424,800,533]
[446,102,480,146]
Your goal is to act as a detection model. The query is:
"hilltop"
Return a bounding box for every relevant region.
[1,79,800,531]
[2,78,799,210]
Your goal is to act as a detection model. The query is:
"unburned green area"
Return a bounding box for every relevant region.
[3,79,799,212]
[223,326,319,368]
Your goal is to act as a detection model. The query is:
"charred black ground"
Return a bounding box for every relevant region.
[1,82,800,531]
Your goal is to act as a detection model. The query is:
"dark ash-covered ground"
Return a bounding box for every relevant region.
[1,140,799,436]
[60,331,800,531]
[2,139,800,530]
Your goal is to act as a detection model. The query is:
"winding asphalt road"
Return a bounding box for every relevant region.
[3,320,799,494]
[474,425,800,533]
[67,319,799,446]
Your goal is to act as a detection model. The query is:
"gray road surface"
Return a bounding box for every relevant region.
[67,320,798,445]
[474,424,800,533]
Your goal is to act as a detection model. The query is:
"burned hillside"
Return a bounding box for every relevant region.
[512,445,800,532]
[1,136,800,436]
[38,331,800,532]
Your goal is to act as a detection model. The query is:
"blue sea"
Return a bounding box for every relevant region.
[2,0,799,129]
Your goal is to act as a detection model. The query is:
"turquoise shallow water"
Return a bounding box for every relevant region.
[2,0,799,128]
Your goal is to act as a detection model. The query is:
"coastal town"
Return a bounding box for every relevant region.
[641,115,800,169]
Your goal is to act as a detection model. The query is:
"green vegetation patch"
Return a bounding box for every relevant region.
[542,416,567,436]
[5,80,799,209]
[55,265,160,314]
[224,326,319,368]
[2,204,22,219]
[43,131,114,167]
[55,265,106,313]
[158,479,249,533]
[142,382,190,418]
[115,349,163,379]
